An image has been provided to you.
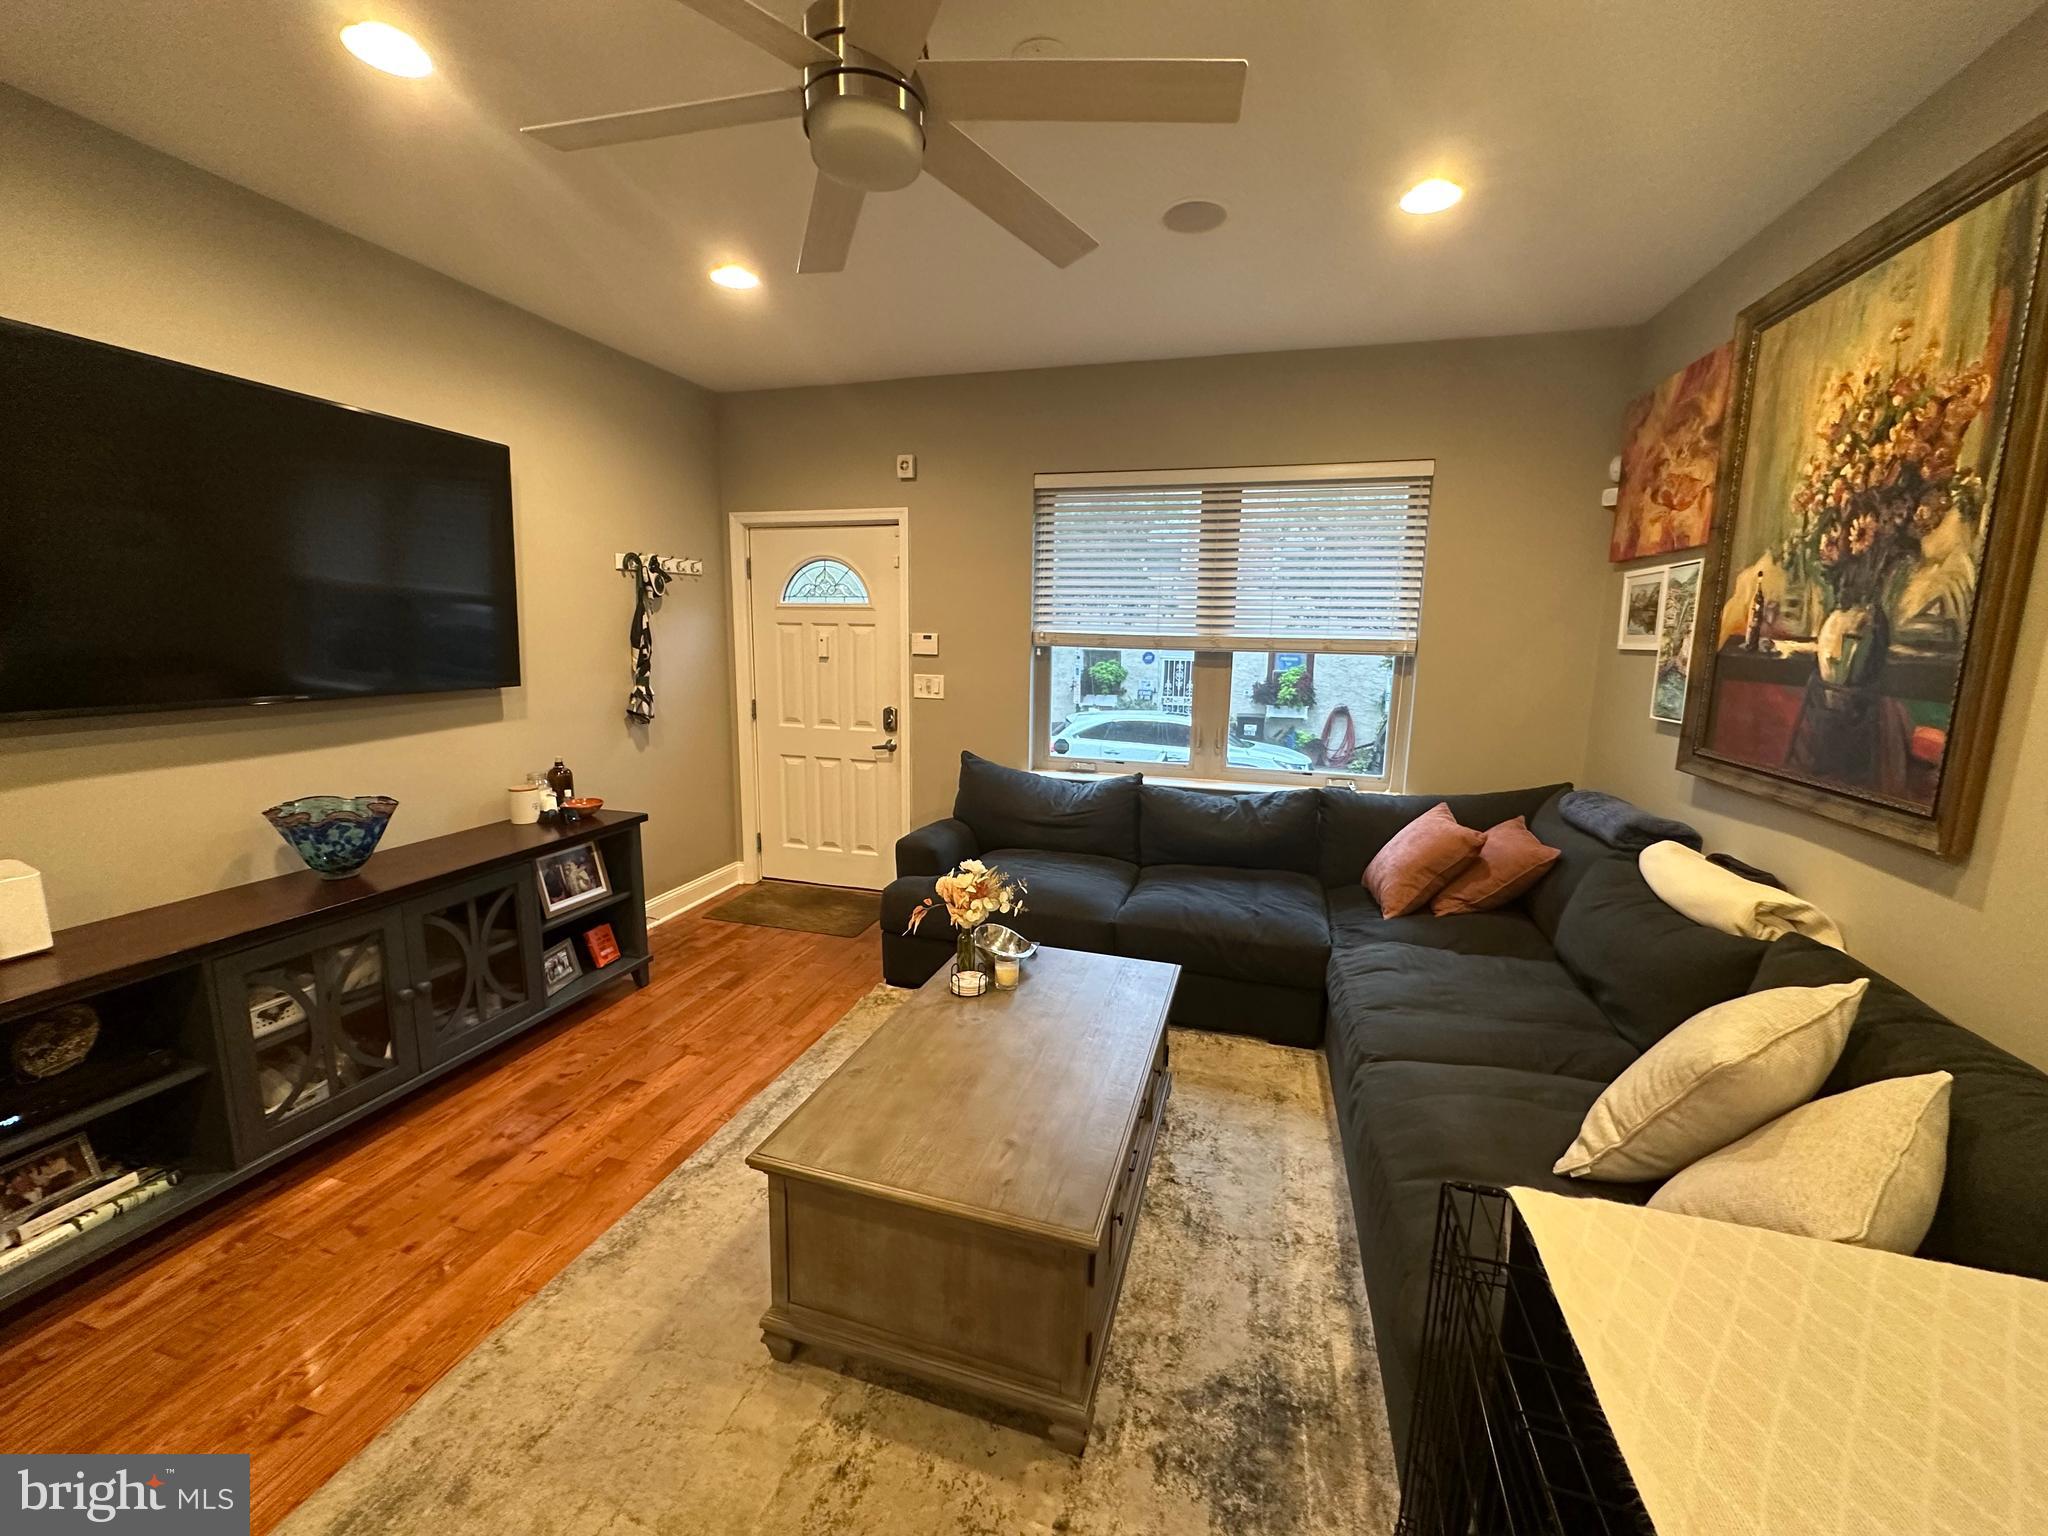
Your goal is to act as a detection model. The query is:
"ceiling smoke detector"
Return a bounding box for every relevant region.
[1162,199,1227,233]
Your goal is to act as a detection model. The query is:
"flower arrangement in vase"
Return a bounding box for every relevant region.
[905,860,1028,997]
[1786,322,1992,686]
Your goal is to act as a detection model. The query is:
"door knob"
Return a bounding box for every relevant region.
[870,738,899,753]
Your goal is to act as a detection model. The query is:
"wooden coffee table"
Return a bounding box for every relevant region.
[746,946,1178,1454]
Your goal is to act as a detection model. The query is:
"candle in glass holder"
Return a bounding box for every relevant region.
[993,956,1021,989]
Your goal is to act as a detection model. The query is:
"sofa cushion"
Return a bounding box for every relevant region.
[1523,789,1625,942]
[879,850,1136,955]
[1326,942,1637,1081]
[1116,865,1329,988]
[1555,980,1867,1182]
[1647,1072,1953,1254]
[1752,934,2048,1282]
[1331,1059,1652,1456]
[1137,783,1320,875]
[1551,857,1769,1051]
[1364,803,1485,917]
[1326,886,1558,962]
[953,752,1139,862]
[1432,816,1561,915]
[1317,782,1569,888]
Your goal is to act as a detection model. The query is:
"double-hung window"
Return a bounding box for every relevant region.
[1029,461,1433,790]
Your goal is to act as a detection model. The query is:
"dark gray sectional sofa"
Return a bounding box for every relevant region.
[882,753,2048,1459]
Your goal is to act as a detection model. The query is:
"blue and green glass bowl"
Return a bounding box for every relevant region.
[263,796,400,879]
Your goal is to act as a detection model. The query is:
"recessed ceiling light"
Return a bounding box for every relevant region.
[709,264,761,290]
[1399,178,1464,215]
[1010,35,1069,59]
[340,21,433,78]
[1162,199,1228,234]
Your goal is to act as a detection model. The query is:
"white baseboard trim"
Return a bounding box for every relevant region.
[645,861,747,929]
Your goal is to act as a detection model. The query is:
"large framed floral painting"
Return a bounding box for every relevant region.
[1610,343,1734,562]
[1678,114,2048,858]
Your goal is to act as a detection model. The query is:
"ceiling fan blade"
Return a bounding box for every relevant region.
[522,89,800,151]
[916,58,1247,122]
[843,0,948,73]
[670,0,835,68]
[798,174,866,273]
[921,120,1096,268]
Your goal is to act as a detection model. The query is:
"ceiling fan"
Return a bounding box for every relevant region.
[520,0,1247,273]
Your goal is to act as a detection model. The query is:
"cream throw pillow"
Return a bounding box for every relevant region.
[1555,979,1867,1182]
[1638,839,1844,948]
[1649,1073,1952,1252]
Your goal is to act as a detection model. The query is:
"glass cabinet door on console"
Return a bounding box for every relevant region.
[400,868,543,1069]
[211,913,420,1161]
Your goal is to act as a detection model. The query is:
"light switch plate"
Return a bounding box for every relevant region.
[913,673,945,699]
[910,632,939,655]
[895,453,917,481]
[1599,486,1620,508]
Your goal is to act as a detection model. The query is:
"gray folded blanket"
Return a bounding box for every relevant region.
[1559,789,1703,852]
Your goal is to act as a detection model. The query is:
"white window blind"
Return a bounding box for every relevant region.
[1031,462,1434,654]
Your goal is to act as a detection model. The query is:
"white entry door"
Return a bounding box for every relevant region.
[746,523,904,889]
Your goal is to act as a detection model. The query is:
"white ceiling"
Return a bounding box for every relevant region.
[0,0,2032,391]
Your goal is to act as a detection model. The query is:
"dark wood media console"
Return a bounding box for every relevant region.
[0,811,650,1313]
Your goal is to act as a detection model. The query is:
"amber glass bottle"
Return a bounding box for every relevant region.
[544,759,575,818]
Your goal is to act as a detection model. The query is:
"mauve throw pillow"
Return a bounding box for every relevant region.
[1432,816,1562,915]
[1364,803,1485,918]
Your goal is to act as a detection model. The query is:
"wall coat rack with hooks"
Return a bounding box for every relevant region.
[614,553,704,576]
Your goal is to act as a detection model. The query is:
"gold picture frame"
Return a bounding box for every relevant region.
[1677,110,2048,859]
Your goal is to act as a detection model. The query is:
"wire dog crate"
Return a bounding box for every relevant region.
[1394,1183,1654,1536]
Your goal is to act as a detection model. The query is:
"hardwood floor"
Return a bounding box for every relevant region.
[0,903,882,1534]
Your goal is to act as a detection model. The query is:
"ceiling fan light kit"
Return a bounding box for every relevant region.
[802,0,926,192]
[520,0,1247,273]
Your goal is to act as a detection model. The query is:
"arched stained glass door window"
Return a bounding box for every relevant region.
[781,558,870,605]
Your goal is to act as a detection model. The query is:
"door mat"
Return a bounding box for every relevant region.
[706,880,879,937]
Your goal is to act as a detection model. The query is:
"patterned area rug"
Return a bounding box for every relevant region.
[279,986,1398,1536]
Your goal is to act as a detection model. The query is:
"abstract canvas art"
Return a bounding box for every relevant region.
[1679,115,2048,857]
[1611,344,1734,562]
[1651,561,1703,724]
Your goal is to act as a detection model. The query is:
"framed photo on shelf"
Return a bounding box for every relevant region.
[1617,566,1667,651]
[583,923,621,970]
[536,842,611,920]
[540,938,583,996]
[1,1132,101,1226]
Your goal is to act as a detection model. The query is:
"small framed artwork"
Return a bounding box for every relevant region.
[541,938,583,996]
[536,841,611,919]
[1650,560,1705,724]
[1,1132,102,1226]
[1617,566,1667,651]
[583,923,621,969]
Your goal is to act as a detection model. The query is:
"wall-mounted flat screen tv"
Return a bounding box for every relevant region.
[0,316,520,721]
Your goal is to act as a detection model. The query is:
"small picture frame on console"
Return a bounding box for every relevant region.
[536,842,610,920]
[1,1132,102,1226]
[540,939,583,996]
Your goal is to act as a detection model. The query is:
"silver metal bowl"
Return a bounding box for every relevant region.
[976,924,1038,960]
